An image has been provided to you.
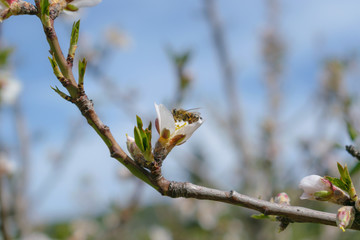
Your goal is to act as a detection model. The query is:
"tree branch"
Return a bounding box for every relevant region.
[38,7,360,232]
[0,1,37,21]
[165,181,360,230]
[203,0,252,184]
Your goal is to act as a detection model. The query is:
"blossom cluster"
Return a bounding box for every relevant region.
[299,163,358,231]
[126,103,203,168]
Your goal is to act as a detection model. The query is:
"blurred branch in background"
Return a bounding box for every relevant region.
[259,0,285,196]
[78,26,138,118]
[203,0,252,189]
[13,99,31,237]
[0,175,10,240]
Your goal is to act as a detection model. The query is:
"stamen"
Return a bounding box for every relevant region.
[175,122,187,130]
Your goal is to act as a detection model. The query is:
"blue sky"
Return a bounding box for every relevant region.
[2,0,360,221]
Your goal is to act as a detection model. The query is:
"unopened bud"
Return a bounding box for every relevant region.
[336,206,355,232]
[299,175,350,205]
[274,192,290,205]
[126,135,147,167]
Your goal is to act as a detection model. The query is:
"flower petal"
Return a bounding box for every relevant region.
[154,103,175,136]
[174,119,203,145]
[299,175,323,192]
[300,192,313,200]
[299,175,334,200]
[69,0,102,8]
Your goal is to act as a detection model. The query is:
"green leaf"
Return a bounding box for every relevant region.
[337,162,346,178]
[0,48,13,67]
[51,86,72,102]
[337,163,351,186]
[136,115,143,129]
[325,176,348,192]
[68,21,80,60]
[336,163,357,200]
[0,0,9,8]
[346,121,358,141]
[134,126,144,152]
[48,55,64,79]
[78,58,87,88]
[142,134,149,151]
[251,214,270,220]
[70,20,80,47]
[145,122,152,143]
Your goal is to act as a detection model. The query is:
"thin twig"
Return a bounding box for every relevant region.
[40,11,157,190]
[203,0,252,183]
[346,145,360,161]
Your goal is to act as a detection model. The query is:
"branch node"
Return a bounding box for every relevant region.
[167,181,188,198]
[44,26,55,39]
[229,190,234,197]
[66,55,74,67]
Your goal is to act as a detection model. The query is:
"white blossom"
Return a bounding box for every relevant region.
[155,103,203,146]
[0,73,22,105]
[153,103,203,162]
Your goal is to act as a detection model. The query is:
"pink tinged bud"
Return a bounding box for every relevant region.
[275,192,290,205]
[336,206,355,232]
[299,175,332,200]
[299,175,350,204]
